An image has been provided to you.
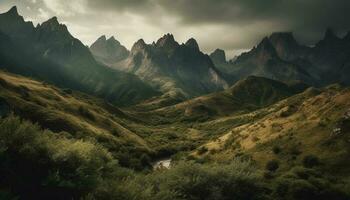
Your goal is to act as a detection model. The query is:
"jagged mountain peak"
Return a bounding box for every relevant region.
[131,39,148,52]
[185,38,199,50]
[156,33,179,49]
[0,6,25,22]
[39,16,68,32]
[46,16,59,24]
[315,28,341,47]
[97,35,107,41]
[107,36,121,45]
[324,28,339,40]
[0,6,34,38]
[6,6,19,16]
[210,49,226,64]
[256,37,277,54]
[269,32,299,46]
[344,31,350,41]
[90,35,130,64]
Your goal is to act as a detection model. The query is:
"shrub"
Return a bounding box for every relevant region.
[272,174,350,200]
[303,155,320,168]
[0,116,120,199]
[289,145,302,156]
[119,159,268,200]
[266,160,279,172]
[272,146,281,154]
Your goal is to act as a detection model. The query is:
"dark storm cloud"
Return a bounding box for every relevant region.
[86,0,154,12]
[1,0,350,58]
[86,0,350,28]
[159,0,350,34]
[84,0,350,46]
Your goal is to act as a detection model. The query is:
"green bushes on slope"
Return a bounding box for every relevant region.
[0,115,124,199]
[1,116,350,200]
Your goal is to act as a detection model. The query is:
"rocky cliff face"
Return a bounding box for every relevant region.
[211,30,350,86]
[120,34,229,98]
[90,35,129,65]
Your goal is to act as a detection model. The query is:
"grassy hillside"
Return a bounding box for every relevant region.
[1,70,350,199]
[0,70,201,169]
[128,76,306,126]
[193,85,350,177]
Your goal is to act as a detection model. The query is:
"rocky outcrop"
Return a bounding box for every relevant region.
[90,35,129,65]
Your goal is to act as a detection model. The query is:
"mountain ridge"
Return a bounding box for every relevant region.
[0,6,158,106]
[104,34,229,99]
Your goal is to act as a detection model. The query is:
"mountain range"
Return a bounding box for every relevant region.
[91,34,229,99]
[0,6,158,106]
[211,31,350,86]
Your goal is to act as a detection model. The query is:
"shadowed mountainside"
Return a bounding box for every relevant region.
[0,6,159,106]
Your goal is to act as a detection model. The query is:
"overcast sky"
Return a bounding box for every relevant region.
[1,0,350,58]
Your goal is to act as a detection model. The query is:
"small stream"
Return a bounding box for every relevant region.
[152,158,172,169]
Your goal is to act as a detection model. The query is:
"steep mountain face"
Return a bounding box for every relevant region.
[309,28,350,85]
[268,32,310,61]
[209,49,232,73]
[212,30,350,87]
[228,37,315,85]
[0,7,158,106]
[0,6,34,39]
[116,34,229,98]
[90,35,129,65]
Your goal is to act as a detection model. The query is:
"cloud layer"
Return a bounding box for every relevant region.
[1,0,350,58]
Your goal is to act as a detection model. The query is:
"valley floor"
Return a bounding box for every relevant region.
[0,70,350,200]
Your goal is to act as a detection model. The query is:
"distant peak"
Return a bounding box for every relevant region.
[97,35,107,41]
[254,37,278,57]
[344,31,350,40]
[268,31,301,52]
[132,39,147,51]
[107,36,120,44]
[324,28,338,40]
[156,33,178,48]
[258,37,272,47]
[210,49,226,63]
[44,16,60,26]
[270,32,294,38]
[185,38,199,50]
[163,33,174,40]
[39,16,71,35]
[136,38,146,45]
[213,48,225,54]
[269,32,297,43]
[7,6,19,16]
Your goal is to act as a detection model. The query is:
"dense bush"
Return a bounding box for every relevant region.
[118,159,269,200]
[302,155,320,168]
[1,116,349,200]
[0,116,121,199]
[266,160,279,172]
[272,167,350,200]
